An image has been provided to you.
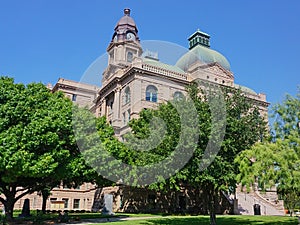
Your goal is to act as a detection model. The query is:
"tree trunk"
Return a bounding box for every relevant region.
[289,209,293,217]
[4,198,15,221]
[41,189,51,214]
[208,187,217,225]
[209,199,217,225]
[41,192,49,214]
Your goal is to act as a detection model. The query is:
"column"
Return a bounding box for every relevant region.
[112,86,121,127]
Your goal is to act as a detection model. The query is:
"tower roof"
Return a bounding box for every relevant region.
[188,29,210,49]
[115,8,137,30]
[176,29,230,71]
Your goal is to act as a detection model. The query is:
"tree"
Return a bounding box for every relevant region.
[235,88,300,216]
[73,81,266,225]
[272,88,300,139]
[0,77,100,220]
[124,83,267,225]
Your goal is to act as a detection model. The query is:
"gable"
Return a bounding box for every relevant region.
[187,61,234,83]
[201,62,234,80]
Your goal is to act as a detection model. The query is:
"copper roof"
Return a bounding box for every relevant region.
[115,8,137,29]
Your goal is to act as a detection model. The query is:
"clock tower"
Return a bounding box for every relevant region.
[104,9,142,81]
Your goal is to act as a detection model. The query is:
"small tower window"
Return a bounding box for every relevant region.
[127,51,133,62]
[109,51,114,63]
[146,85,158,102]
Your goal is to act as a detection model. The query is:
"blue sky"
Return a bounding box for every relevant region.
[1,0,299,110]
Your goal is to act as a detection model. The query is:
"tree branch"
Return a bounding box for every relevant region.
[0,196,6,204]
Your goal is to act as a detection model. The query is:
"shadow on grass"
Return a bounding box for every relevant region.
[138,216,298,225]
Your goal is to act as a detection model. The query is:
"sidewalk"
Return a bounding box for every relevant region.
[55,216,163,225]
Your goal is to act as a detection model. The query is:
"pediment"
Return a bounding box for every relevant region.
[187,60,234,82]
[200,62,234,80]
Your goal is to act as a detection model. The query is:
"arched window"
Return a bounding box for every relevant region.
[127,51,133,62]
[173,91,184,100]
[146,85,158,102]
[124,87,131,104]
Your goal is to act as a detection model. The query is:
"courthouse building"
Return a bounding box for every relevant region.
[6,8,285,215]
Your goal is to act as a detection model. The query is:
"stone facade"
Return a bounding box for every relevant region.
[92,8,269,137]
[51,78,99,108]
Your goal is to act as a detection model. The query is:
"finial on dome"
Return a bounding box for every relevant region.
[124,8,131,16]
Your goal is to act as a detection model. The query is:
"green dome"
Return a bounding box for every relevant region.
[175,45,231,71]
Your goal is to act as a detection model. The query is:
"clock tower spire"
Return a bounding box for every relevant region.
[104,8,142,81]
[111,8,140,43]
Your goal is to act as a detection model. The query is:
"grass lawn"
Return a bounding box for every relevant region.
[90,215,298,225]
[7,212,299,225]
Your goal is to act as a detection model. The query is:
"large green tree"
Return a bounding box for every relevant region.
[0,77,100,220]
[75,82,266,225]
[235,88,300,216]
[124,83,267,225]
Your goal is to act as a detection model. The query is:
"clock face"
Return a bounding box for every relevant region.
[126,32,135,41]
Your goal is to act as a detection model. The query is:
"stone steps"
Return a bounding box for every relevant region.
[236,190,284,215]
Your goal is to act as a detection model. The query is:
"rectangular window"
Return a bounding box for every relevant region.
[73,199,80,209]
[62,198,69,209]
[99,107,102,117]
[109,101,114,113]
[146,92,150,101]
[127,109,131,122]
[123,112,126,124]
[110,52,114,62]
[127,51,133,62]
[146,93,157,102]
[72,94,77,101]
[152,93,157,102]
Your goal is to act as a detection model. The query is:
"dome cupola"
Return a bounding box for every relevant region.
[111,8,140,43]
[115,9,137,28]
[176,29,230,71]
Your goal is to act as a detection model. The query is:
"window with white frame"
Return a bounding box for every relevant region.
[145,85,158,102]
[73,199,80,209]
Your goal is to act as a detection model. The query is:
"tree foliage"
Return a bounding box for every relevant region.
[272,88,300,139]
[72,82,266,225]
[0,77,99,219]
[235,88,300,215]
[123,83,266,224]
